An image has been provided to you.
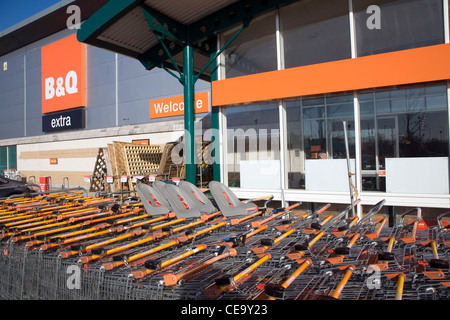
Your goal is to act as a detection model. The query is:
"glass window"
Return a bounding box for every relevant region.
[354,0,444,57]
[280,0,351,68]
[375,100,391,114]
[0,147,6,175]
[223,12,277,79]
[360,117,376,171]
[302,97,324,107]
[226,103,280,187]
[359,82,449,191]
[327,103,354,118]
[7,146,17,170]
[360,101,374,116]
[303,107,324,119]
[426,95,448,110]
[303,117,326,159]
[287,93,355,189]
[358,92,374,102]
[0,146,17,175]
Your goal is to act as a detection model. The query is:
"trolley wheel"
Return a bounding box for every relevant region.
[260,238,275,246]
[264,284,286,299]
[334,247,350,255]
[310,222,322,230]
[294,242,309,251]
[112,254,128,262]
[91,248,105,255]
[337,224,350,231]
[215,276,232,286]
[49,237,61,243]
[429,259,449,269]
[144,259,160,270]
[378,252,395,261]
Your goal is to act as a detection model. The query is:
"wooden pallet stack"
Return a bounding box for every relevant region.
[89,148,110,193]
[160,142,185,180]
[90,141,185,193]
[110,141,161,191]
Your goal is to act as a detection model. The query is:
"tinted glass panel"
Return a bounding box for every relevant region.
[226,103,280,187]
[280,0,351,68]
[224,13,277,78]
[354,0,444,56]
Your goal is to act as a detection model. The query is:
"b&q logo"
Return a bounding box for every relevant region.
[41,34,86,114]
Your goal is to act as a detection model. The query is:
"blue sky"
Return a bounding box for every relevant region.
[0,0,61,32]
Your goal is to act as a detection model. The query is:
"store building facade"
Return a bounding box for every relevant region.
[212,0,450,212]
[1,0,450,214]
[0,1,211,187]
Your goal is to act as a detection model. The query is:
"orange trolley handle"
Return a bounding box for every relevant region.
[214,254,272,288]
[264,259,312,299]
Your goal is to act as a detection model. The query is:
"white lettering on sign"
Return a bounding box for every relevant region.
[152,99,206,115]
[51,115,72,128]
[45,70,78,100]
[153,101,185,115]
[149,92,210,119]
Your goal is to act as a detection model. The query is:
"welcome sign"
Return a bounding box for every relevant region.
[149,92,210,119]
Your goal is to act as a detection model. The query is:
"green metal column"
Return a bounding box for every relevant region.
[211,99,221,182]
[210,39,221,182]
[183,44,196,184]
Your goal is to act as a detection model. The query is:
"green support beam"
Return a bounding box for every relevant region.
[140,4,186,43]
[78,0,296,185]
[190,0,297,43]
[193,17,251,83]
[138,40,184,73]
[77,0,145,58]
[183,44,196,184]
[209,38,221,182]
[139,10,253,185]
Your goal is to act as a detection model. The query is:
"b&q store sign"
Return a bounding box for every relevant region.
[41,34,86,132]
[40,35,210,131]
[41,35,86,114]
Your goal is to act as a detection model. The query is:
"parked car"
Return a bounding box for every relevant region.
[0,175,37,198]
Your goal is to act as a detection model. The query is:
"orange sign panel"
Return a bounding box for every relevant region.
[212,43,450,107]
[149,92,210,119]
[132,139,149,145]
[41,34,86,114]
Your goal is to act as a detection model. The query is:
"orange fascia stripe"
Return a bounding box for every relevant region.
[212,43,450,106]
